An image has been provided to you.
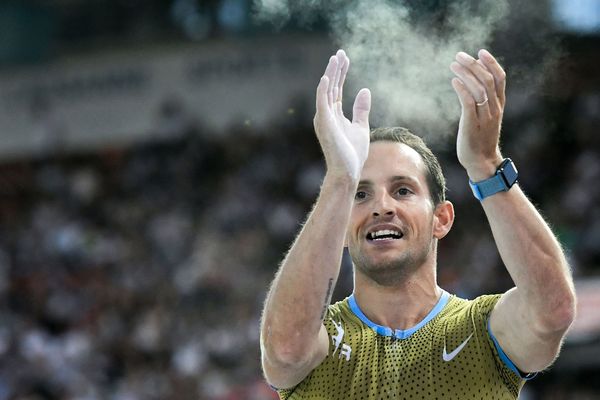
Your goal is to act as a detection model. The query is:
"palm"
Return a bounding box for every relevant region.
[313,51,371,181]
[455,107,502,170]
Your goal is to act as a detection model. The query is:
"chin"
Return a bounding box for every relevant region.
[356,262,413,287]
[352,252,416,284]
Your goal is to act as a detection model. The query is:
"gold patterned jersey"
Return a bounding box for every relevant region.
[276,291,533,400]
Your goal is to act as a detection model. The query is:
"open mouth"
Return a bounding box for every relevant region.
[366,229,404,242]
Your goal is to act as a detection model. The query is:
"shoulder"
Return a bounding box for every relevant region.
[323,297,362,334]
[326,297,361,323]
[435,293,503,340]
[441,293,502,319]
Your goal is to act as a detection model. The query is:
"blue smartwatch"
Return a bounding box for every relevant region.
[469,158,518,201]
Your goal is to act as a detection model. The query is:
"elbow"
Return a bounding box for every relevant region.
[552,274,577,332]
[264,340,311,368]
[261,325,314,368]
[534,254,577,335]
[261,337,318,390]
[556,288,577,332]
[537,286,577,336]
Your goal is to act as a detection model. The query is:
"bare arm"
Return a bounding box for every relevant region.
[450,49,576,373]
[260,50,371,389]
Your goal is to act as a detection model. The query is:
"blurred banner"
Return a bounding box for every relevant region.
[0,35,331,160]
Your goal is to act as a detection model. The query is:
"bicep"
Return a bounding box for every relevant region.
[489,287,565,373]
[262,324,330,390]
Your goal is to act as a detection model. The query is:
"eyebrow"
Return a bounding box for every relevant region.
[358,175,419,187]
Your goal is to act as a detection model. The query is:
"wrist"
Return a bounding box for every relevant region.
[468,158,518,201]
[464,156,504,182]
[322,171,360,192]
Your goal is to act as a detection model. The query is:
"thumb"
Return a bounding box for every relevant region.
[352,88,371,128]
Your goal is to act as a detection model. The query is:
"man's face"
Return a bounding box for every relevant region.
[346,141,440,286]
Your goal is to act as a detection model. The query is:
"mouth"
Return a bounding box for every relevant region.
[366,229,404,242]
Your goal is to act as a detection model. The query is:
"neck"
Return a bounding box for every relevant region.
[353,263,441,331]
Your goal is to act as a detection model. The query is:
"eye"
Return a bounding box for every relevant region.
[355,191,368,200]
[397,187,412,196]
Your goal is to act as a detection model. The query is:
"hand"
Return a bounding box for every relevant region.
[313,50,371,182]
[450,49,506,181]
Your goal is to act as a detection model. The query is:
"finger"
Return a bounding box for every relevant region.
[337,52,350,117]
[475,59,501,115]
[450,60,486,102]
[331,52,344,106]
[352,88,371,128]
[456,51,499,114]
[337,50,350,101]
[451,78,478,120]
[476,59,486,71]
[332,50,345,99]
[478,49,506,107]
[450,61,490,117]
[323,55,338,107]
[315,75,330,115]
[455,52,499,113]
[472,59,500,115]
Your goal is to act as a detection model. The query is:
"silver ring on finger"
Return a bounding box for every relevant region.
[476,97,489,107]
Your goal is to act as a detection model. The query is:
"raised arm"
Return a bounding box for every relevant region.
[450,49,576,373]
[260,50,371,389]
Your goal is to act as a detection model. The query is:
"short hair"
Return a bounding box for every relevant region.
[370,127,446,205]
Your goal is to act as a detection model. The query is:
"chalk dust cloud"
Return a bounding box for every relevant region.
[252,0,510,143]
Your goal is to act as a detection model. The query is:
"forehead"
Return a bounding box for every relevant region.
[360,141,427,183]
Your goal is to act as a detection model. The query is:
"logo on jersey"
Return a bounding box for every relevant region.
[442,332,473,362]
[331,319,352,361]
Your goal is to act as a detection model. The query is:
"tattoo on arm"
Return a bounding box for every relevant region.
[320,278,334,321]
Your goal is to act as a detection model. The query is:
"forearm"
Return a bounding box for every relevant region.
[453,50,574,371]
[480,184,575,330]
[261,173,356,363]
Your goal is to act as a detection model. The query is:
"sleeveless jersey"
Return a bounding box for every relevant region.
[276,291,532,399]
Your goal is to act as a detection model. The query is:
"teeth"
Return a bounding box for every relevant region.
[370,229,402,239]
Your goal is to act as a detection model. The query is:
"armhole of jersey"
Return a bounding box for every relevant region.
[486,318,537,380]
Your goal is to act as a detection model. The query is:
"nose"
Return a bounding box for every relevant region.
[372,192,395,217]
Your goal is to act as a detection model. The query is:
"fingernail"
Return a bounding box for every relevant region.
[479,49,492,59]
[457,52,473,62]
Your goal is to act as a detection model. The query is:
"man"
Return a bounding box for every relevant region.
[260,49,575,399]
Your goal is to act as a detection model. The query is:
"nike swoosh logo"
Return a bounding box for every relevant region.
[442,333,473,362]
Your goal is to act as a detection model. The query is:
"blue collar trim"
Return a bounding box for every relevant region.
[348,290,450,339]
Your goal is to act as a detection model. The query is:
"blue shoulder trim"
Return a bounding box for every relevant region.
[348,290,450,340]
[487,319,537,380]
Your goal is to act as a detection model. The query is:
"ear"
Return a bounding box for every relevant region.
[432,200,454,240]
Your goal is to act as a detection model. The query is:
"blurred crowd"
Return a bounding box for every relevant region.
[0,84,598,400]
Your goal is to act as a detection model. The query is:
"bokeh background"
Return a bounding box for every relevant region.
[0,0,599,399]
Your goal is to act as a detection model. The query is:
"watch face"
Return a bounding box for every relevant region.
[500,159,518,187]
[470,158,519,200]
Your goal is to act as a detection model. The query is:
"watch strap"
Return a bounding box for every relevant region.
[469,158,518,201]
